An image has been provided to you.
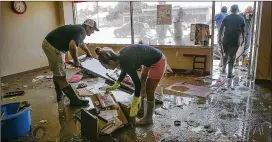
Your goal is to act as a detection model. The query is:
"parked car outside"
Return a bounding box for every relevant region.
[113,22,151,38]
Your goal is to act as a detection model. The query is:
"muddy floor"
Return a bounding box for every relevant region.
[1,60,271,142]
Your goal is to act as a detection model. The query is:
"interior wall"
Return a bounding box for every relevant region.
[256,1,272,81]
[0,2,59,77]
[68,44,212,73]
[63,2,74,25]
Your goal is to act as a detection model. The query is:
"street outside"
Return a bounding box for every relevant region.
[84,26,194,45]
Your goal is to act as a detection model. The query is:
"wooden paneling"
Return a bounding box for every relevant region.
[256,2,272,81]
[67,44,212,73]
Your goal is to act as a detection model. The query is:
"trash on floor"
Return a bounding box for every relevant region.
[97,93,116,108]
[185,120,200,127]
[175,96,183,107]
[39,120,47,124]
[3,91,25,98]
[210,78,229,88]
[174,120,181,126]
[98,110,118,121]
[165,82,212,97]
[32,75,46,82]
[77,83,88,89]
[76,88,94,97]
[68,74,83,83]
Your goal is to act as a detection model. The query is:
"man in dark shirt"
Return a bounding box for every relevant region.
[42,19,99,106]
[219,4,246,78]
[239,6,254,65]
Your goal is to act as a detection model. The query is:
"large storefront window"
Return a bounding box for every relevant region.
[75,1,213,45]
[132,2,213,46]
[75,2,131,44]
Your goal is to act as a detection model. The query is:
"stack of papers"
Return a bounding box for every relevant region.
[98,110,118,121]
[97,93,116,108]
[100,117,123,134]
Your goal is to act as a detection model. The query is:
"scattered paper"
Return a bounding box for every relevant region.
[40,120,47,124]
[23,85,28,88]
[9,97,16,100]
[99,110,118,121]
[97,93,116,108]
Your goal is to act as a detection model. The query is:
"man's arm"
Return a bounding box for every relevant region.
[79,42,92,57]
[241,20,246,46]
[117,70,127,83]
[69,40,80,66]
[218,19,225,42]
[127,70,141,97]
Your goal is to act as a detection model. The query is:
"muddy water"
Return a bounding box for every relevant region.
[1,63,271,142]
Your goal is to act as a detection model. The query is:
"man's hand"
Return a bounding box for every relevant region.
[80,43,93,59]
[86,53,93,58]
[73,60,82,68]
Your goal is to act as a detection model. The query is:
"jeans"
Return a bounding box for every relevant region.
[243,31,252,57]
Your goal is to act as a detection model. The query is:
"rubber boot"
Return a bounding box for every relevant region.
[227,63,234,78]
[221,57,227,73]
[53,81,64,102]
[135,100,155,126]
[62,85,89,106]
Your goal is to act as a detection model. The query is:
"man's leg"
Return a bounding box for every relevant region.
[227,44,239,78]
[42,40,88,106]
[216,29,223,67]
[243,32,251,65]
[221,42,229,73]
[42,40,64,102]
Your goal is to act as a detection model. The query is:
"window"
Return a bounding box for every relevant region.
[75,1,215,46]
[133,2,213,46]
[75,2,131,44]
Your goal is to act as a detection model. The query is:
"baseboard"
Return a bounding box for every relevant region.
[255,79,272,84]
[1,66,49,80]
[137,68,211,75]
[171,69,211,76]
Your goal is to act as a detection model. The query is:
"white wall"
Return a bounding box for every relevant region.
[1,2,58,77]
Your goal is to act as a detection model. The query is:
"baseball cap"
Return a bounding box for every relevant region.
[83,19,99,31]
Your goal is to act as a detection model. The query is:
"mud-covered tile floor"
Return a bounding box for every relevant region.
[1,60,271,142]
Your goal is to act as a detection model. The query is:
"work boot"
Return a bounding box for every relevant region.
[62,85,89,106]
[135,100,155,126]
[53,81,64,102]
[227,63,234,78]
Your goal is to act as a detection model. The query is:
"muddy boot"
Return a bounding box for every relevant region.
[227,63,234,78]
[53,81,64,102]
[62,85,89,106]
[136,100,155,126]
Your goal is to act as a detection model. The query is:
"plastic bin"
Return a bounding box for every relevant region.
[1,102,31,140]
